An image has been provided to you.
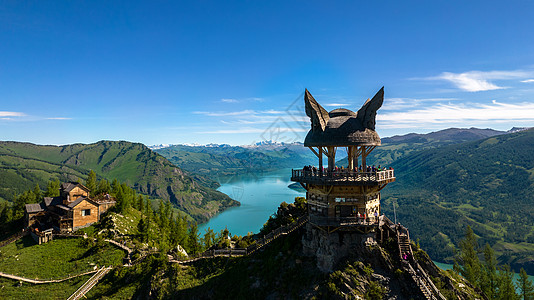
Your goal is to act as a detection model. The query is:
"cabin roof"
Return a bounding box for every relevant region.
[44,196,62,207]
[61,182,90,193]
[68,196,99,208]
[25,203,44,214]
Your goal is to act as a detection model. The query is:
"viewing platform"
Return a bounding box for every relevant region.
[291,169,395,186]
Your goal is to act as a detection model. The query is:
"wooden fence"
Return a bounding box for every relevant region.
[171,216,308,263]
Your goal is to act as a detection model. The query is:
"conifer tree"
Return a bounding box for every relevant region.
[85,170,97,196]
[454,226,482,286]
[187,221,201,254]
[496,265,519,299]
[97,179,111,195]
[517,268,534,300]
[33,184,42,202]
[45,179,61,197]
[480,243,497,298]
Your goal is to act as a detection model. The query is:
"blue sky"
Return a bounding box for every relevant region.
[2,1,534,146]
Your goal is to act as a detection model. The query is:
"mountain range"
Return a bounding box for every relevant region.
[0,141,238,222]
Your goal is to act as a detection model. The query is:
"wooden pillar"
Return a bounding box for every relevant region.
[362,146,367,170]
[352,146,359,170]
[319,147,323,172]
[347,146,353,170]
[327,146,336,171]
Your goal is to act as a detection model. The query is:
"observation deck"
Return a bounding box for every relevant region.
[291,169,395,186]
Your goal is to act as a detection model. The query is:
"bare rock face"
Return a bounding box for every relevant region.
[302,223,377,272]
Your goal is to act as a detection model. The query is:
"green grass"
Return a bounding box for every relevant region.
[0,275,91,299]
[0,236,124,279]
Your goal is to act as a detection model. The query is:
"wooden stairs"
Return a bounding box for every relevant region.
[396,226,446,300]
[67,266,112,300]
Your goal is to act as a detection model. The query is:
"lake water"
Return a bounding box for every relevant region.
[200,169,534,284]
[199,168,304,236]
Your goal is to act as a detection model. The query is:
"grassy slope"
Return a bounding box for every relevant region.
[0,236,124,279]
[0,236,125,299]
[0,141,238,222]
[381,128,534,272]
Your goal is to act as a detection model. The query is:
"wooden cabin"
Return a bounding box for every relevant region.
[24,181,116,236]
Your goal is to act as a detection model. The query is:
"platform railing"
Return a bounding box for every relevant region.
[291,169,394,184]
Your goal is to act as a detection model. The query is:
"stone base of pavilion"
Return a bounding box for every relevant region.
[302,216,397,272]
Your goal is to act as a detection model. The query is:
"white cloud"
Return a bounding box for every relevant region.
[0,111,26,117]
[193,110,255,117]
[521,79,534,83]
[382,97,460,111]
[46,117,72,120]
[221,98,238,103]
[378,101,534,127]
[427,70,532,92]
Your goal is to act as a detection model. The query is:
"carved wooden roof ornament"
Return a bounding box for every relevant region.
[304,87,384,147]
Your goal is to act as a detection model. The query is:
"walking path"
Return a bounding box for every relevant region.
[67,266,112,300]
[170,216,308,264]
[0,230,29,248]
[0,269,98,284]
[396,226,446,300]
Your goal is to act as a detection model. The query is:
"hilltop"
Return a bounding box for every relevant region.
[0,141,238,222]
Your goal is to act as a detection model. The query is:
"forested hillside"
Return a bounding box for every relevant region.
[380,128,534,273]
[0,141,238,222]
[154,143,316,177]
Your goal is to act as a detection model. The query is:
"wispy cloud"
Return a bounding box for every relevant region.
[382,97,460,111]
[0,111,26,117]
[194,110,255,117]
[378,101,534,128]
[521,79,534,83]
[46,117,72,120]
[221,98,238,103]
[198,127,307,134]
[425,70,532,92]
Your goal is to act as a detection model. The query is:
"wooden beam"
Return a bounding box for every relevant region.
[308,146,320,158]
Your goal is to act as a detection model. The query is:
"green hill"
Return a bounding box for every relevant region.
[0,141,238,222]
[381,128,534,273]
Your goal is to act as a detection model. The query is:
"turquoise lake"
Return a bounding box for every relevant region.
[199,168,304,236]
[200,169,534,283]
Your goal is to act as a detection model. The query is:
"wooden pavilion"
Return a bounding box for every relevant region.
[291,87,395,233]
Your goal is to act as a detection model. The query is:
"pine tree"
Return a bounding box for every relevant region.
[97,179,111,195]
[45,179,61,197]
[203,228,216,249]
[454,226,482,287]
[517,268,534,300]
[187,222,201,254]
[480,243,497,298]
[33,184,42,202]
[85,170,97,196]
[496,265,519,300]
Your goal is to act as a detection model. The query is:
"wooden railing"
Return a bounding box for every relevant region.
[171,216,308,263]
[0,230,29,248]
[67,266,112,300]
[309,215,380,227]
[396,226,446,300]
[291,169,395,185]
